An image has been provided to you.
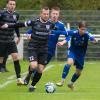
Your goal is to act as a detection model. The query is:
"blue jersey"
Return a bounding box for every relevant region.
[26,21,70,55]
[48,21,68,55]
[53,29,95,57]
[67,30,95,57]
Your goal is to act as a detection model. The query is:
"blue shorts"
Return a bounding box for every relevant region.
[67,50,84,70]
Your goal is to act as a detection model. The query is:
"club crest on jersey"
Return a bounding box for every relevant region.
[13,15,17,20]
[46,25,50,30]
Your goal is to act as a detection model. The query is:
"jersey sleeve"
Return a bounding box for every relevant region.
[51,30,68,36]
[26,29,33,34]
[88,32,95,41]
[67,30,75,36]
[0,10,3,18]
[8,20,34,28]
[15,28,20,37]
[0,11,3,24]
[66,36,70,42]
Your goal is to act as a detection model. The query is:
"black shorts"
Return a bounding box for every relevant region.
[28,48,48,65]
[0,42,18,57]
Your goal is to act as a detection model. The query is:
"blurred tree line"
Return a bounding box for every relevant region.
[0,0,100,10]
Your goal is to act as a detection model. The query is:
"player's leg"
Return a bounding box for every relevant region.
[56,58,74,86]
[0,57,4,72]
[56,51,75,86]
[9,42,24,85]
[68,60,83,90]
[27,53,53,86]
[2,52,9,72]
[24,48,38,85]
[24,65,34,85]
[24,52,38,85]
[29,52,47,92]
[0,43,7,72]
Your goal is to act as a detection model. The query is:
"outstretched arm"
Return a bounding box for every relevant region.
[1,20,33,28]
[88,33,98,44]
[57,36,70,46]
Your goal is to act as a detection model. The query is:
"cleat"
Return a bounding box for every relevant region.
[17,78,24,85]
[56,81,64,87]
[24,74,31,85]
[29,86,36,92]
[67,83,74,91]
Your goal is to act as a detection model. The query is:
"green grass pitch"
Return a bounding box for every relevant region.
[0,60,100,100]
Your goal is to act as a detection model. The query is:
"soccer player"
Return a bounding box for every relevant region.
[23,7,70,86]
[0,0,23,85]
[1,28,20,72]
[1,6,56,92]
[56,21,98,90]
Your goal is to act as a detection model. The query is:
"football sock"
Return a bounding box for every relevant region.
[0,63,2,70]
[2,55,8,69]
[14,60,21,78]
[31,71,42,86]
[71,73,80,83]
[62,64,70,79]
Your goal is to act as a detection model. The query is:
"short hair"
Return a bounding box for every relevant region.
[78,21,87,28]
[7,0,16,4]
[51,6,60,11]
[41,6,49,11]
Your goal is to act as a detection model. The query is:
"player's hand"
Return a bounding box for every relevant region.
[1,24,8,28]
[15,37,20,45]
[57,41,65,46]
[27,34,32,40]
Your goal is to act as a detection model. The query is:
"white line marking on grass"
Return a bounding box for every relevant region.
[44,65,54,72]
[0,80,15,88]
[0,65,55,89]
[7,72,28,80]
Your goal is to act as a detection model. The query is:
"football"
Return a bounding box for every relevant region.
[45,82,56,93]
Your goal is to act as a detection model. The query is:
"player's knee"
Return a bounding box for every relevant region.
[11,53,19,61]
[38,64,45,73]
[38,67,44,73]
[30,62,38,69]
[67,59,74,65]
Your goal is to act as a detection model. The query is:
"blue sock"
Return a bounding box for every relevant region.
[62,64,70,79]
[71,73,80,83]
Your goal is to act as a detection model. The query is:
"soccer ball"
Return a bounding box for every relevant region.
[45,82,56,93]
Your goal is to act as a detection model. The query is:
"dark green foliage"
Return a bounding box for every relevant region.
[0,0,100,10]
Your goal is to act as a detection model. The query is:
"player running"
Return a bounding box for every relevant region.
[23,7,70,86]
[56,21,98,90]
[0,0,23,85]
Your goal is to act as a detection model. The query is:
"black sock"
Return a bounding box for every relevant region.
[0,63,3,70]
[28,66,33,75]
[2,55,8,69]
[31,71,42,86]
[14,60,21,78]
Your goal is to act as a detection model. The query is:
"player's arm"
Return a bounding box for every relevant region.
[57,36,70,46]
[0,11,4,26]
[25,29,33,40]
[15,28,20,44]
[1,20,34,28]
[88,33,98,44]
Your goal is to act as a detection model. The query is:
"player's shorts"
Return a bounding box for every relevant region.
[67,50,84,70]
[28,47,48,65]
[0,42,18,57]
